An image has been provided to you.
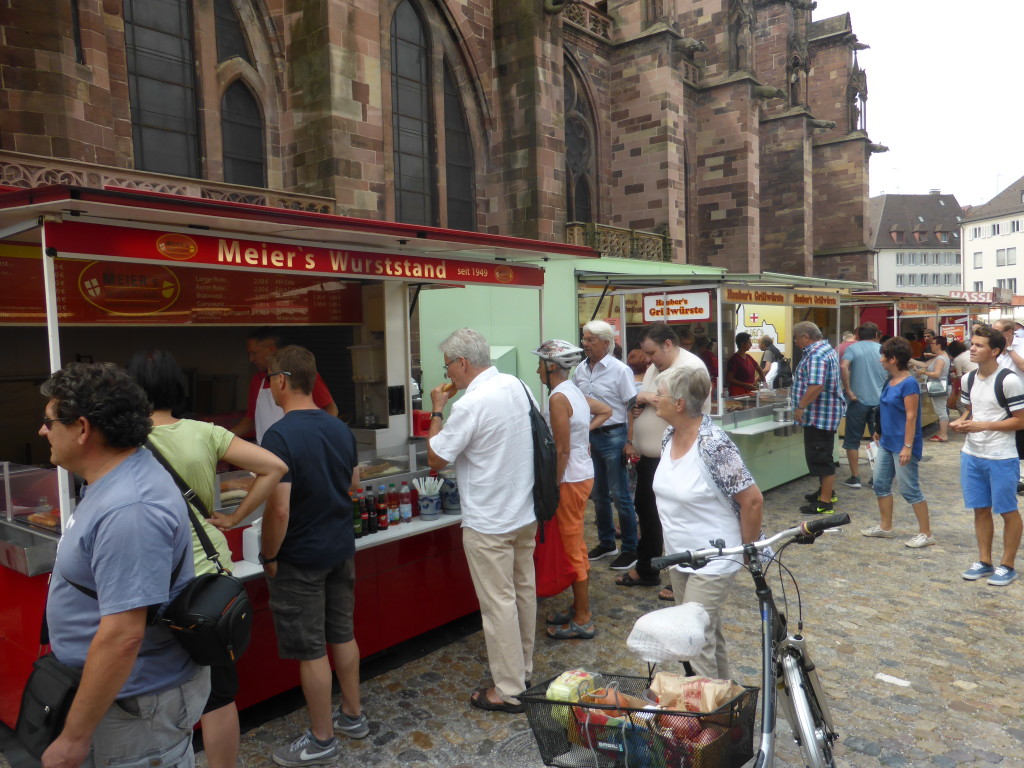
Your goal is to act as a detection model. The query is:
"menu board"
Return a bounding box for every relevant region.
[0,250,362,325]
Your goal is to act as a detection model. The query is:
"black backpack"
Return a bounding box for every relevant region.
[518,379,560,541]
[770,345,794,388]
[962,368,1014,418]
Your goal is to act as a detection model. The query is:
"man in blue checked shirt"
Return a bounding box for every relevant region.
[791,321,846,515]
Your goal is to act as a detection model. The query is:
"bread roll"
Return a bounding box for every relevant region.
[442,381,457,396]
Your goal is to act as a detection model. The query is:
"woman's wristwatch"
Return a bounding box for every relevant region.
[903,443,912,449]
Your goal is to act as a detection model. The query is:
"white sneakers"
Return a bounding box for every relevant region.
[904,533,936,548]
[862,526,935,548]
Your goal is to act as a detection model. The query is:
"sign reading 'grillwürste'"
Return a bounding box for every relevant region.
[44,220,543,287]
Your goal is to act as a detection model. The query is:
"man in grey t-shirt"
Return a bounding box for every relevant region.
[39,363,207,768]
[841,323,887,489]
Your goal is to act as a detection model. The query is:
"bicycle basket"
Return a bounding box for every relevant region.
[522,674,758,768]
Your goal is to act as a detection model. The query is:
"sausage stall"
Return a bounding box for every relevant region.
[576,272,870,491]
[0,184,596,726]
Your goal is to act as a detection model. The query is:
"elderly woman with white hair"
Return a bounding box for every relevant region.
[652,365,764,679]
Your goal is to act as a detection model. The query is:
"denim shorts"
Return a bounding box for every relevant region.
[267,558,356,660]
[842,400,879,451]
[872,448,924,504]
[961,453,1019,514]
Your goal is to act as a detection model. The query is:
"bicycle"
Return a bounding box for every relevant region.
[650,511,851,768]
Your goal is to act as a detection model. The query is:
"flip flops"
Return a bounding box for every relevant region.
[658,586,675,601]
[469,687,524,714]
[928,436,948,442]
[546,620,597,640]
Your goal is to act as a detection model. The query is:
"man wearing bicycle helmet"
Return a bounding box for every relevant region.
[533,341,611,640]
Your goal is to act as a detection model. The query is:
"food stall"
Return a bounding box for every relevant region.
[0,184,597,725]
[577,272,871,491]
[847,289,1012,342]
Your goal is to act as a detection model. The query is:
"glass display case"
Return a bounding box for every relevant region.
[1,462,61,576]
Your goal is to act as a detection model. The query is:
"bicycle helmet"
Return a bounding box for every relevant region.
[532,339,585,370]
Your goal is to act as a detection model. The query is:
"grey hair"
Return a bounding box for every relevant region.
[439,328,491,368]
[759,334,774,345]
[656,365,710,419]
[793,321,823,341]
[582,320,616,347]
[841,331,856,341]
[994,318,1016,331]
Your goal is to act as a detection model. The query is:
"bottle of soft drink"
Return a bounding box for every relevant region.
[387,483,400,524]
[399,481,413,523]
[365,486,377,534]
[352,491,363,538]
[376,485,389,530]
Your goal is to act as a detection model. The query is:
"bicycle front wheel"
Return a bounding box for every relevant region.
[781,652,836,768]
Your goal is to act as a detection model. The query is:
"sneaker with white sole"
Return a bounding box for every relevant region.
[332,709,369,739]
[609,551,638,570]
[842,476,862,489]
[904,533,935,548]
[272,730,340,767]
[987,565,1018,586]
[962,562,995,581]
[587,542,618,561]
[861,525,897,538]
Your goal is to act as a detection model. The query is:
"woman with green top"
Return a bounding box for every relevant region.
[127,349,287,768]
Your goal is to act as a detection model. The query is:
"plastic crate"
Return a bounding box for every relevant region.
[522,674,758,768]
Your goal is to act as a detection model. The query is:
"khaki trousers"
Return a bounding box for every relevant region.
[463,521,538,704]
[669,568,739,680]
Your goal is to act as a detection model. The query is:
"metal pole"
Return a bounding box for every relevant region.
[618,292,627,360]
[40,222,75,522]
[716,286,724,415]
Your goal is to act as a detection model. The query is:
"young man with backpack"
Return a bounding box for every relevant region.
[951,326,1024,587]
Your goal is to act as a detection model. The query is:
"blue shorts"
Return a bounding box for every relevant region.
[961,453,1019,514]
[842,400,879,451]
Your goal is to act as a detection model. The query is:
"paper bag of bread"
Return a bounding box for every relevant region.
[651,673,743,713]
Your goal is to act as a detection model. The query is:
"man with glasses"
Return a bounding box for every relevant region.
[573,320,640,570]
[427,328,538,714]
[231,326,338,444]
[791,321,846,515]
[38,362,208,768]
[257,346,369,766]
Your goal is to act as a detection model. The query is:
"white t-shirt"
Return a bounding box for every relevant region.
[429,367,536,534]
[997,337,1024,380]
[953,350,978,378]
[633,349,711,458]
[961,369,1024,460]
[653,439,742,576]
[546,380,594,484]
[572,354,636,425]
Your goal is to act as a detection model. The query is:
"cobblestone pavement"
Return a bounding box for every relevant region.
[6,433,1024,768]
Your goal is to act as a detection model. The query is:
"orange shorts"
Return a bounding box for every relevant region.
[555,478,594,581]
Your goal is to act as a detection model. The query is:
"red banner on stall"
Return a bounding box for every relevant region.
[0,251,362,325]
[43,220,545,287]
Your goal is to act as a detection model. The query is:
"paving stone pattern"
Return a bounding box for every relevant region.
[7,434,1023,768]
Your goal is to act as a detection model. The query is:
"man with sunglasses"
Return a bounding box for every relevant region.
[38,362,208,768]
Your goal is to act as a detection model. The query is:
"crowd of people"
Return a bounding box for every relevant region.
[32,316,1024,768]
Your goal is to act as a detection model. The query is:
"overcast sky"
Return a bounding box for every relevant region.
[810,0,1024,209]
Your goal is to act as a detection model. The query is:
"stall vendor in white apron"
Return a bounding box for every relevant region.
[231,327,338,443]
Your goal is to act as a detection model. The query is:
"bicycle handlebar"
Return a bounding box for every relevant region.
[650,512,851,571]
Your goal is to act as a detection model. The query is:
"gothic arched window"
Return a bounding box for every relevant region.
[389,0,477,229]
[124,0,199,176]
[221,80,265,187]
[565,66,596,223]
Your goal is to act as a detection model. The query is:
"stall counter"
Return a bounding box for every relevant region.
[225,513,479,711]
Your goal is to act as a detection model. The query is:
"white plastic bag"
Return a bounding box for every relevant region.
[627,602,710,663]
